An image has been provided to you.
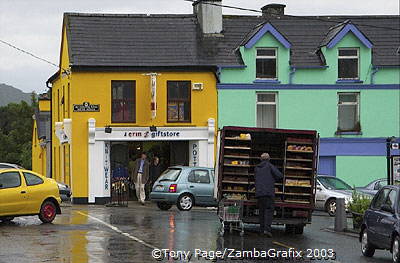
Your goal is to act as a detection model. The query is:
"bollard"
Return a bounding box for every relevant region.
[334,198,347,232]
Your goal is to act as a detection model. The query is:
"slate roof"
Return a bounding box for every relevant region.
[63,13,400,68]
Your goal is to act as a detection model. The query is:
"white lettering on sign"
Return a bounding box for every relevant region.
[104,142,110,191]
[124,131,180,138]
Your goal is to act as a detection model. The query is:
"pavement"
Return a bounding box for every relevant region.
[0,202,393,263]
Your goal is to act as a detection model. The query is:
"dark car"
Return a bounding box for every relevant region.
[360,185,400,263]
[356,178,387,196]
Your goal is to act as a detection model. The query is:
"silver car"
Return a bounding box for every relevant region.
[150,166,216,211]
[315,175,353,216]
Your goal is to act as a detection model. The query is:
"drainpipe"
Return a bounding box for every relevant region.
[46,80,53,179]
[371,66,379,84]
[289,66,296,84]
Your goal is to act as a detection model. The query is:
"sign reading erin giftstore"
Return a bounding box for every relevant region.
[73,102,100,112]
[124,130,180,139]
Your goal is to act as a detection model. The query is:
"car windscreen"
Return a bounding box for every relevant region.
[157,168,181,182]
[318,177,353,190]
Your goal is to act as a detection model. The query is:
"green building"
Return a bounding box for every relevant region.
[217,4,400,186]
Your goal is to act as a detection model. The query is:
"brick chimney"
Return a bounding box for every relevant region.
[261,3,286,16]
[193,0,223,35]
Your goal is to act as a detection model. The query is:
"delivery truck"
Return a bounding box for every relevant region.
[215,126,319,235]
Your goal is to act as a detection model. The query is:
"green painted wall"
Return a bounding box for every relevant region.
[336,156,386,186]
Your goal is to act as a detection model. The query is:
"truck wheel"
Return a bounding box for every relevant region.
[0,217,14,222]
[285,224,295,234]
[326,199,337,217]
[177,194,194,211]
[39,201,57,223]
[361,228,375,257]
[156,202,172,211]
[392,235,400,263]
[294,225,304,234]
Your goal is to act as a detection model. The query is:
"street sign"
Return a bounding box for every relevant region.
[73,102,100,112]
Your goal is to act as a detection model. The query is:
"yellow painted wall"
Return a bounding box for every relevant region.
[32,99,51,176]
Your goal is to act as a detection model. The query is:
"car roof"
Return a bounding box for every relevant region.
[382,185,400,191]
[168,166,213,170]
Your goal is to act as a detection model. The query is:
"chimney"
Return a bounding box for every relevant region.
[193,0,223,35]
[261,3,286,16]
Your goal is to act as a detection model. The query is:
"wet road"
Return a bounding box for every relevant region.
[0,203,393,263]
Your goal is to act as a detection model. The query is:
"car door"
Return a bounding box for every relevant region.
[375,189,398,248]
[22,171,45,213]
[315,180,326,209]
[367,188,390,245]
[187,169,213,205]
[0,171,27,215]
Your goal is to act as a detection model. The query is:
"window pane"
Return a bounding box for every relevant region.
[257,93,275,103]
[257,49,275,56]
[338,58,358,79]
[256,58,276,79]
[167,81,190,122]
[257,104,276,128]
[112,81,135,122]
[339,49,357,56]
[23,172,44,186]
[372,189,389,209]
[338,104,358,130]
[339,94,357,103]
[192,170,210,184]
[385,190,397,211]
[0,172,21,188]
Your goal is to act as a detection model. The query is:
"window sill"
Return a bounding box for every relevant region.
[336,79,363,84]
[253,79,281,84]
[335,131,363,135]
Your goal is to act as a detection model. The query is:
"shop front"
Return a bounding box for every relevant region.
[87,118,215,204]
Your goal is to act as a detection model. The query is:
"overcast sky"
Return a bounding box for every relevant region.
[0,0,399,93]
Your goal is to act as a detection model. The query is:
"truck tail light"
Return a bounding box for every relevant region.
[292,210,308,218]
[169,184,177,193]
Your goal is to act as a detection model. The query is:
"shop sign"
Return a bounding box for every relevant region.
[124,130,180,139]
[104,142,110,191]
[55,129,69,144]
[73,102,100,112]
[191,142,199,166]
[393,156,400,185]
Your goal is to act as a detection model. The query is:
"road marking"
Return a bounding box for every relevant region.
[76,211,158,250]
[272,241,294,249]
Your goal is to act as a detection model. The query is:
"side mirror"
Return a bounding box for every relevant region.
[374,184,381,190]
[381,204,394,214]
[316,186,322,191]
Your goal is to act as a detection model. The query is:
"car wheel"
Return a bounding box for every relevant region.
[39,201,57,223]
[392,235,400,263]
[294,225,304,235]
[0,217,14,222]
[326,199,337,217]
[156,202,172,211]
[177,194,194,211]
[285,224,295,234]
[361,228,375,257]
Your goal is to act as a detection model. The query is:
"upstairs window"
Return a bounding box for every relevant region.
[337,92,360,132]
[256,93,277,128]
[338,48,359,79]
[256,48,277,79]
[112,80,136,123]
[167,81,191,122]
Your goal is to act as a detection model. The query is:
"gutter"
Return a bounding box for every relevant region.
[371,66,379,84]
[289,66,296,84]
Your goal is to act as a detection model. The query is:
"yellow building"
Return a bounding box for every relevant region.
[43,11,220,204]
[32,96,51,178]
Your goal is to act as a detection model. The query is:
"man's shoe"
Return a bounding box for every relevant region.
[141,201,145,206]
[263,231,272,238]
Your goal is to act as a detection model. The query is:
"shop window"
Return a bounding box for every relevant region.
[23,172,44,186]
[338,48,359,79]
[167,81,191,122]
[337,92,360,132]
[112,81,136,122]
[188,170,210,184]
[256,48,277,79]
[0,172,21,189]
[256,93,277,128]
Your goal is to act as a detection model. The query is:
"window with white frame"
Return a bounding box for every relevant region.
[256,93,277,128]
[338,48,359,79]
[337,92,360,132]
[256,48,277,79]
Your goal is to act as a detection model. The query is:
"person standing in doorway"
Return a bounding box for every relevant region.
[255,153,283,237]
[130,152,150,205]
[148,156,162,197]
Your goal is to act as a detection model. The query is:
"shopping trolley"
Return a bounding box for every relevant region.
[218,199,244,236]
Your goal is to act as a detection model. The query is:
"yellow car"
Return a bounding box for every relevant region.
[0,169,62,223]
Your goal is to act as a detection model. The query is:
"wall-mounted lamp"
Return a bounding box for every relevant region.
[150,125,157,132]
[105,126,112,134]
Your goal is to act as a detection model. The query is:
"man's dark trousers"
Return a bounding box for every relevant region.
[258,195,274,232]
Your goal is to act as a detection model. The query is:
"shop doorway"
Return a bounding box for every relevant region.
[110,141,189,200]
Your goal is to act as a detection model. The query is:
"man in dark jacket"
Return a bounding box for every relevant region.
[255,153,283,237]
[128,152,150,205]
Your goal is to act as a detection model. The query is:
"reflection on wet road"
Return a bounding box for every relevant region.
[0,203,393,263]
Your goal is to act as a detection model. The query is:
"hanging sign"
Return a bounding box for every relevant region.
[55,129,69,144]
[73,102,100,112]
[143,73,160,119]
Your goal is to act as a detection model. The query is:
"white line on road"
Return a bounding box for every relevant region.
[76,211,159,250]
